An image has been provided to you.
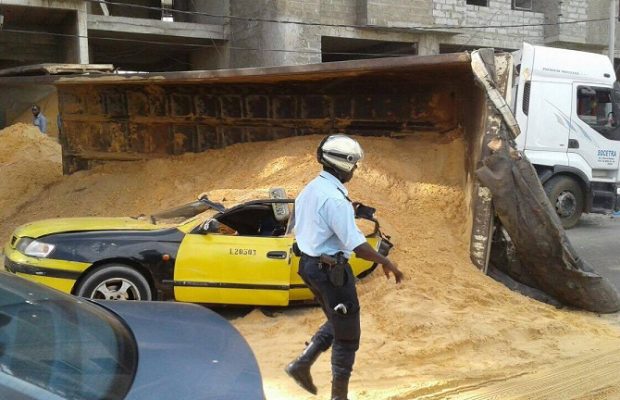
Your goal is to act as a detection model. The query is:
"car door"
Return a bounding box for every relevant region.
[174,232,293,306]
[569,84,620,177]
[288,245,307,301]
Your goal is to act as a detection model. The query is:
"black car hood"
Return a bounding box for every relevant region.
[95,301,264,400]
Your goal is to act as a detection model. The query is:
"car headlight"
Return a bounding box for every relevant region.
[16,238,56,258]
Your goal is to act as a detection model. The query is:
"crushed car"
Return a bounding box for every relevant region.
[3,190,392,306]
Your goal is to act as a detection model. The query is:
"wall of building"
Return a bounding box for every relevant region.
[226,0,556,65]
[556,0,589,46]
[229,0,323,67]
[586,1,615,55]
[230,0,435,66]
[434,0,545,50]
[0,0,618,71]
[358,0,434,27]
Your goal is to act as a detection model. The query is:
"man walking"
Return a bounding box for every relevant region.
[286,134,403,400]
[31,104,47,134]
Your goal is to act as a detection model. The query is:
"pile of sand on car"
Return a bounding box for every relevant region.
[0,123,62,222]
[1,126,620,399]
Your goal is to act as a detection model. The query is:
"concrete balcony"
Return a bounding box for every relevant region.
[86,14,229,71]
[87,14,227,42]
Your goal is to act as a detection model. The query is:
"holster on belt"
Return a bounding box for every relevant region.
[320,252,347,287]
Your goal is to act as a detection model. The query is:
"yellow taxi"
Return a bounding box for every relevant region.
[3,192,392,306]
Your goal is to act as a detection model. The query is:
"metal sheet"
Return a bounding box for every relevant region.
[0,63,114,77]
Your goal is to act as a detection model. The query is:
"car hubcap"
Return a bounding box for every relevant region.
[556,191,577,218]
[91,278,141,300]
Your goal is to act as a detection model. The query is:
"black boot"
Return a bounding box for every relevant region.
[285,341,323,394]
[331,375,349,400]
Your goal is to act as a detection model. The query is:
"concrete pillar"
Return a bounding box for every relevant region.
[417,34,440,56]
[76,2,89,64]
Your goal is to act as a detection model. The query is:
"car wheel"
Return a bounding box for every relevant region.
[544,176,584,229]
[75,264,152,301]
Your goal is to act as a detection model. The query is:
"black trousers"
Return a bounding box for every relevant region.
[298,254,361,379]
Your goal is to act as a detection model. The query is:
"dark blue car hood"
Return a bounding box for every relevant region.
[96,301,264,400]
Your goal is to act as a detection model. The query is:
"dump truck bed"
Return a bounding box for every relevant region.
[52,53,478,168]
[52,51,493,270]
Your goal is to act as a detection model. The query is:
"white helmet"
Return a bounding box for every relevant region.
[317,134,364,173]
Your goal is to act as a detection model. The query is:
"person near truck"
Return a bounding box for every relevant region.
[31,104,47,134]
[286,134,403,400]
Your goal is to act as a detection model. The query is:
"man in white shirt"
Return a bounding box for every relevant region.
[286,134,403,400]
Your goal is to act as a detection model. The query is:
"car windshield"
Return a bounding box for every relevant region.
[0,272,137,400]
[146,197,226,224]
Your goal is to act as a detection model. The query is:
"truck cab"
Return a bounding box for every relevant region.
[512,43,620,228]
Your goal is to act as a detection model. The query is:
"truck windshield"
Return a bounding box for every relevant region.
[0,272,137,400]
[576,85,620,141]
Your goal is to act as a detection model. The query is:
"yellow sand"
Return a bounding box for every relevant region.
[1,125,619,399]
[0,124,62,221]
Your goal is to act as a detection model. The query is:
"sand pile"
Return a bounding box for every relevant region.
[1,133,620,398]
[0,123,62,221]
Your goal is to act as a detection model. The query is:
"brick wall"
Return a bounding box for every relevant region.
[557,0,589,44]
[434,0,545,50]
[585,1,613,52]
[358,0,434,27]
[227,0,609,68]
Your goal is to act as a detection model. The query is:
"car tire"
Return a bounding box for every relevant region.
[75,264,152,301]
[544,175,584,229]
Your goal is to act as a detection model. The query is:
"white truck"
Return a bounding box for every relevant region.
[512,43,620,228]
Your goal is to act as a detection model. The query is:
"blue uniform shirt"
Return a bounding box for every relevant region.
[33,114,47,134]
[294,171,366,259]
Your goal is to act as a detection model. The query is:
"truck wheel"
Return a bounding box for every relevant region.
[75,264,152,301]
[544,176,584,229]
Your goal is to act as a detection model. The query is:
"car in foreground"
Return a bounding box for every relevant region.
[3,191,392,306]
[0,270,264,400]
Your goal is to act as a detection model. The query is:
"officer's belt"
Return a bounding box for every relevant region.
[301,252,348,268]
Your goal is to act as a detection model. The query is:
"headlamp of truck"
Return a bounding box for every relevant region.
[16,238,55,258]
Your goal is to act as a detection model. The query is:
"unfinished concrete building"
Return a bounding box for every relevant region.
[0,0,617,129]
[0,0,617,70]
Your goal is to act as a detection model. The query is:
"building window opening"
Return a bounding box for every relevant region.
[466,0,489,6]
[321,37,417,63]
[513,0,533,11]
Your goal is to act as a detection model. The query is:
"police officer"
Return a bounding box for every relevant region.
[286,134,403,400]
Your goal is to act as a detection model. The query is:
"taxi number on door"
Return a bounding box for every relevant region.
[229,248,257,256]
